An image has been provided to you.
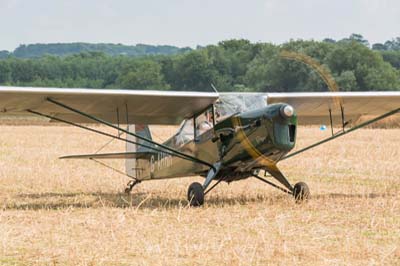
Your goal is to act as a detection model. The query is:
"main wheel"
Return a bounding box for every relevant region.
[293,182,310,202]
[187,182,204,207]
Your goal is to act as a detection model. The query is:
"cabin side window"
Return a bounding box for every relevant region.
[174,118,194,146]
[195,106,214,137]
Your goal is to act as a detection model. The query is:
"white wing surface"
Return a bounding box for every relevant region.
[0,86,218,125]
[265,91,400,125]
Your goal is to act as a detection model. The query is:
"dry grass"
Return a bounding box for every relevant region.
[357,115,400,129]
[0,125,399,265]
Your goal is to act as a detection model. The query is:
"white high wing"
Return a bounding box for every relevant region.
[0,86,398,126]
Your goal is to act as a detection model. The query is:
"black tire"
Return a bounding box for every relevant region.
[293,182,310,202]
[187,182,204,207]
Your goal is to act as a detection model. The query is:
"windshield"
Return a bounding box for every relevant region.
[215,93,267,122]
[167,94,267,147]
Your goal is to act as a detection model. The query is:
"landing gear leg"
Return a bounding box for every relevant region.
[253,166,310,202]
[187,162,221,207]
[124,179,141,194]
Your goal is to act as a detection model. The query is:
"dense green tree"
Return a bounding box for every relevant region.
[323,38,336,44]
[244,44,279,91]
[383,38,400,51]
[0,61,11,83]
[0,51,10,59]
[245,41,337,92]
[372,43,387,51]
[340,33,369,47]
[170,51,217,91]
[117,60,169,90]
[380,51,400,69]
[363,63,400,90]
[218,39,262,86]
[326,42,400,90]
[335,70,358,91]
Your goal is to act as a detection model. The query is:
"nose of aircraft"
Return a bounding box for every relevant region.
[280,105,294,118]
[272,104,297,150]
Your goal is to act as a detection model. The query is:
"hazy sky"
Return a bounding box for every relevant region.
[0,0,399,51]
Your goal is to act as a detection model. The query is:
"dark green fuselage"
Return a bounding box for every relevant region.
[148,103,297,182]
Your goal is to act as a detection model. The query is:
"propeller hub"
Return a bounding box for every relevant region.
[281,105,294,118]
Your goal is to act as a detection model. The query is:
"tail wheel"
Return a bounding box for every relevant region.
[187,182,204,207]
[293,182,310,202]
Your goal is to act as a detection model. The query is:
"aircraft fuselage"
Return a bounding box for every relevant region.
[145,103,297,182]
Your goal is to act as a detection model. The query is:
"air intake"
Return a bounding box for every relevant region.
[289,125,296,142]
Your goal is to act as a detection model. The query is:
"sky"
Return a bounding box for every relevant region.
[0,0,399,51]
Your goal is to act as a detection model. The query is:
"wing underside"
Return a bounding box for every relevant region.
[0,87,218,125]
[265,91,400,125]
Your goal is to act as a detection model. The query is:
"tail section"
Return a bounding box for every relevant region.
[126,125,154,180]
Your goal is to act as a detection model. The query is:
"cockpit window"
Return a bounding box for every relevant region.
[169,95,266,147]
[215,94,267,122]
[171,105,215,147]
[195,107,214,137]
[174,118,194,147]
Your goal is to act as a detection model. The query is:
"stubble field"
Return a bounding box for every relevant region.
[0,124,399,265]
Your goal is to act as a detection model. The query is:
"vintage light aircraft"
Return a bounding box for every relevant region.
[0,87,399,206]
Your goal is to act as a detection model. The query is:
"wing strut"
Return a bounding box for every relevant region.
[27,109,209,169]
[27,109,183,159]
[329,108,334,136]
[27,98,215,170]
[45,97,215,170]
[251,174,293,195]
[282,107,400,161]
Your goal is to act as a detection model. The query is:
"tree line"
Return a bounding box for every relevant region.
[0,43,191,59]
[0,34,399,92]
